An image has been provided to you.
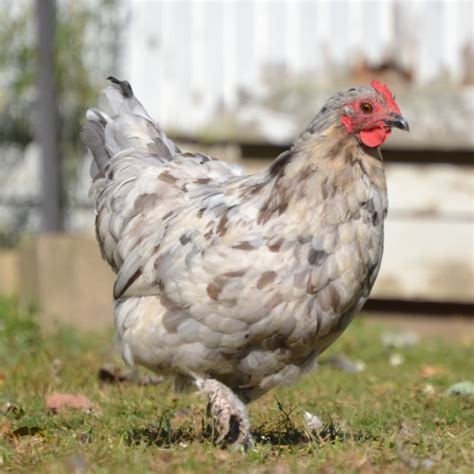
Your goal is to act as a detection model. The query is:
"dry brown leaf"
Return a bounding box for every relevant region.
[419,365,445,378]
[0,421,13,440]
[46,392,95,413]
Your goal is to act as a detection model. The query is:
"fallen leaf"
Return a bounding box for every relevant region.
[0,373,5,385]
[46,393,95,413]
[419,365,445,378]
[0,421,13,440]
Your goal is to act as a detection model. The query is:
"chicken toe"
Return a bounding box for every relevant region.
[194,377,252,449]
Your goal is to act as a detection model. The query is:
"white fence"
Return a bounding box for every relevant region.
[123,0,474,139]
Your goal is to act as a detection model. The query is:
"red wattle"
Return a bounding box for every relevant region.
[359,126,391,148]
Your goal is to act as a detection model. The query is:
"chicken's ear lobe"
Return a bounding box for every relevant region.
[341,115,353,133]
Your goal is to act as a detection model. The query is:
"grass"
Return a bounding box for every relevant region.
[0,297,473,473]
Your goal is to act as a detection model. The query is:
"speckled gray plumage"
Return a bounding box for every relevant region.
[82,79,389,404]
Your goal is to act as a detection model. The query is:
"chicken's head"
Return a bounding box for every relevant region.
[340,80,409,148]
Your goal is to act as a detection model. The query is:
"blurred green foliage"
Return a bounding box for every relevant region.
[0,0,123,153]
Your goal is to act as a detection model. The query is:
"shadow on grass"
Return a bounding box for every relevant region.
[126,400,376,448]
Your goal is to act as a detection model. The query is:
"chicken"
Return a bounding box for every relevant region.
[81,77,408,447]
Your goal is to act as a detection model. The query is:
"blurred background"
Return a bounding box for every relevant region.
[0,0,472,332]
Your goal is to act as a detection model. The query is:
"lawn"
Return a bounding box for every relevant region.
[0,297,473,473]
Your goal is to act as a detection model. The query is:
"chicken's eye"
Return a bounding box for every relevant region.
[360,102,373,114]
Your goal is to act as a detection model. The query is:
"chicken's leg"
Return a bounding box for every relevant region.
[194,377,252,449]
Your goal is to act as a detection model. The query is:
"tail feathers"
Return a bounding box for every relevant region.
[101,76,149,119]
[81,76,181,179]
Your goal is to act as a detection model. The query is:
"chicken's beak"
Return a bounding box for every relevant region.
[385,114,410,132]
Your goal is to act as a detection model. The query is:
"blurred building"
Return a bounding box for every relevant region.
[124,0,474,148]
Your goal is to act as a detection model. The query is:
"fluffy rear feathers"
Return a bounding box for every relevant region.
[81,76,180,179]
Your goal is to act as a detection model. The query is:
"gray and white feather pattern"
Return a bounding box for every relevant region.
[81,77,406,446]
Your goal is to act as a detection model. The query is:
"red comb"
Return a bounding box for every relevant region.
[371,80,400,114]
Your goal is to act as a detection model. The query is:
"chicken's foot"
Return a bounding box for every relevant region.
[194,377,253,450]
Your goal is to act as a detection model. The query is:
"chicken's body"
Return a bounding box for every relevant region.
[82,78,407,446]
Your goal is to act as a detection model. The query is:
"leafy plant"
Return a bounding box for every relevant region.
[0,0,123,152]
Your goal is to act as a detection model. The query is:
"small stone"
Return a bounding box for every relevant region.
[389,353,404,367]
[423,383,435,395]
[446,381,474,397]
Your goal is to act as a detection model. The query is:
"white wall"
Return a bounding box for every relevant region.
[122,0,474,135]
